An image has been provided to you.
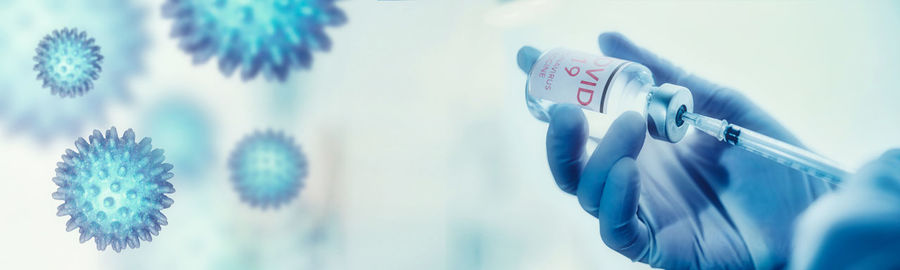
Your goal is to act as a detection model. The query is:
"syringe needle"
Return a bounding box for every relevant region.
[680,111,849,184]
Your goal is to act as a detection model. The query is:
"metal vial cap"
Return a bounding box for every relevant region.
[646,83,694,143]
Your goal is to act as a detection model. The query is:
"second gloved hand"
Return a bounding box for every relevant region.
[791,150,900,269]
[542,33,834,269]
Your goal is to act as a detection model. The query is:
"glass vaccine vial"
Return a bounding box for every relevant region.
[518,46,694,143]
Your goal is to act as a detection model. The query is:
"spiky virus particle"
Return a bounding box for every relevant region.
[33,28,103,97]
[0,0,147,140]
[229,130,308,209]
[162,0,347,81]
[52,127,175,252]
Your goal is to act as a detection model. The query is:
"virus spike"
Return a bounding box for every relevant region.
[112,239,123,253]
[52,127,175,252]
[137,138,152,155]
[123,129,136,144]
[75,138,90,153]
[137,229,151,241]
[79,230,94,243]
[66,216,80,231]
[107,128,119,148]
[51,191,67,200]
[151,211,168,225]
[96,236,108,251]
[126,235,138,249]
[57,205,73,216]
[148,223,161,236]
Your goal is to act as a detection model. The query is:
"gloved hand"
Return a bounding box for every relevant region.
[791,150,900,270]
[540,32,834,269]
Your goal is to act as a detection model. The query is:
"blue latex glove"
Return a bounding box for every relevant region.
[541,33,833,269]
[791,150,900,269]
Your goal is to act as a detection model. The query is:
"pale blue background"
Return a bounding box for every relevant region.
[0,0,898,269]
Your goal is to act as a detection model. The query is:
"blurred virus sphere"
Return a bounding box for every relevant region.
[229,130,308,209]
[162,0,347,81]
[52,127,175,252]
[33,28,103,98]
[142,97,215,178]
[0,0,147,140]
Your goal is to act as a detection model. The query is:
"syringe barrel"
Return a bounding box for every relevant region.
[728,125,849,183]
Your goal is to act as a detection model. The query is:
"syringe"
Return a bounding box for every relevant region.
[517,46,850,183]
[679,109,850,184]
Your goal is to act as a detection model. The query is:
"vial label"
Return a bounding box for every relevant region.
[527,48,628,113]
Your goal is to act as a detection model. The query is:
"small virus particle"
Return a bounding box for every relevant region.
[33,28,103,97]
[162,0,347,81]
[229,130,308,209]
[0,0,148,140]
[52,127,175,252]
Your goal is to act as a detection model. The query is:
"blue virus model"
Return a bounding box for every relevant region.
[162,0,347,81]
[33,28,103,97]
[0,0,147,141]
[229,130,308,209]
[52,127,175,252]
